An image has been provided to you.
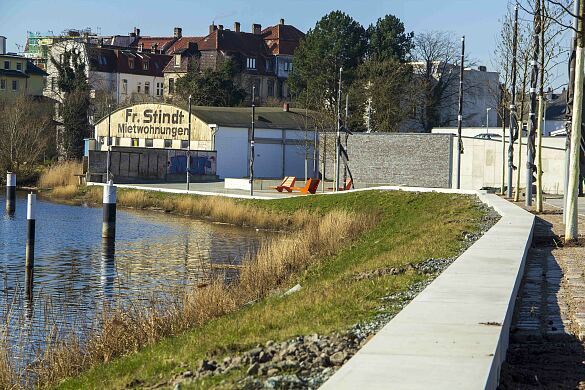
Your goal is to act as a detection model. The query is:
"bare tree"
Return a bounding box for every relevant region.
[410,31,479,132]
[0,95,54,175]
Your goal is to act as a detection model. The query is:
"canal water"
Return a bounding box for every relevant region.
[0,191,269,363]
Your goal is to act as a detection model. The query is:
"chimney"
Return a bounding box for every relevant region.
[209,23,217,34]
[174,27,182,38]
[234,22,241,32]
[279,18,285,25]
[218,24,224,31]
[283,102,290,112]
[0,36,6,55]
[252,23,261,35]
[133,27,140,37]
[151,43,158,52]
[478,65,487,72]
[138,42,143,52]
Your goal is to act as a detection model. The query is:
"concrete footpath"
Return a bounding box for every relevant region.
[320,192,535,390]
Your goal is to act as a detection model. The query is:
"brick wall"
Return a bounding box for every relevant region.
[320,133,453,188]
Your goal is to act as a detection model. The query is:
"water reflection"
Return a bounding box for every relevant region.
[0,191,270,363]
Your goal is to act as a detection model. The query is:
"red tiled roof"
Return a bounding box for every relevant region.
[133,36,177,52]
[261,24,304,55]
[166,36,204,54]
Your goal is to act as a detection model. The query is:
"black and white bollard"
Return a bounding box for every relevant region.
[25,193,36,295]
[102,181,117,240]
[5,172,16,214]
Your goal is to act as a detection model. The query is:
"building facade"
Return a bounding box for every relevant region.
[44,40,170,106]
[90,103,317,181]
[0,37,48,98]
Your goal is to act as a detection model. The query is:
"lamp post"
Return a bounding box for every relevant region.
[486,107,491,134]
[250,86,256,196]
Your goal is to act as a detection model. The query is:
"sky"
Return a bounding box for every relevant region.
[0,0,572,88]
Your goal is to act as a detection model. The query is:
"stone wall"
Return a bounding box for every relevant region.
[320,133,453,188]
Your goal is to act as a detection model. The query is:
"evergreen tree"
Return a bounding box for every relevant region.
[288,11,367,113]
[51,49,90,159]
[175,60,246,106]
[367,15,414,62]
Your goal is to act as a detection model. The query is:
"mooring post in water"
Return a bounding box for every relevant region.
[102,181,117,240]
[25,192,36,295]
[5,172,16,214]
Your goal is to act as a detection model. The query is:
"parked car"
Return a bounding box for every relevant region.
[474,133,502,140]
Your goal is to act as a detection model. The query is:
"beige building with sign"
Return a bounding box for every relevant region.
[91,103,319,180]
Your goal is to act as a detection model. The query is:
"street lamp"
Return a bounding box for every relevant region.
[486,107,492,135]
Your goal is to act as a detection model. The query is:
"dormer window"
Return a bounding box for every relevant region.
[128,58,135,69]
[246,57,256,70]
[16,62,22,71]
[174,54,181,67]
[143,60,149,70]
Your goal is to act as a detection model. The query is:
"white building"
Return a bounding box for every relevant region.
[44,40,170,106]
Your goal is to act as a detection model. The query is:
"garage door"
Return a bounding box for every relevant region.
[254,143,283,178]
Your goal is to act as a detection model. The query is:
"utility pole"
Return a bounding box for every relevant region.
[334,67,342,192]
[508,4,519,199]
[249,86,256,197]
[566,0,585,241]
[343,93,349,185]
[536,0,546,212]
[515,54,530,203]
[526,0,541,207]
[456,36,465,190]
[186,95,192,191]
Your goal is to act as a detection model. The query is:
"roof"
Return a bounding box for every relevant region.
[88,46,171,76]
[0,69,29,78]
[261,24,305,55]
[198,29,270,57]
[25,61,48,76]
[133,36,177,52]
[166,36,204,54]
[545,90,567,121]
[189,106,319,130]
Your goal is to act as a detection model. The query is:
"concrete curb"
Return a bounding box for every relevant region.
[320,190,534,390]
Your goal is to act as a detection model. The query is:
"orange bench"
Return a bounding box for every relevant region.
[270,176,297,192]
[328,178,353,191]
[290,178,321,194]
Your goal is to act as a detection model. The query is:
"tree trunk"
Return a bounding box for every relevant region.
[566,0,585,241]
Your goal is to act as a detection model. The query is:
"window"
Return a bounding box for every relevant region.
[174,54,181,67]
[289,62,293,71]
[128,57,135,69]
[145,81,150,95]
[164,139,172,148]
[3,60,9,69]
[246,57,256,69]
[12,80,18,91]
[181,140,189,149]
[156,82,163,96]
[16,62,22,71]
[169,78,175,94]
[137,82,141,93]
[283,61,288,71]
[267,80,274,97]
[131,138,139,147]
[0,79,5,90]
[98,55,107,65]
[122,79,128,94]
[145,138,153,147]
[143,60,149,70]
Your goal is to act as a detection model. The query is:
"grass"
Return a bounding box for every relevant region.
[37,161,83,189]
[42,190,484,390]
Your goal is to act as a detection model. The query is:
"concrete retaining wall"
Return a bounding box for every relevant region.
[320,133,453,188]
[321,189,535,390]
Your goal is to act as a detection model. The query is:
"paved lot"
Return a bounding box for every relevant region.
[546,196,585,217]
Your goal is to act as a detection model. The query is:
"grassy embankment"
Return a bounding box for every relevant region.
[25,163,486,389]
